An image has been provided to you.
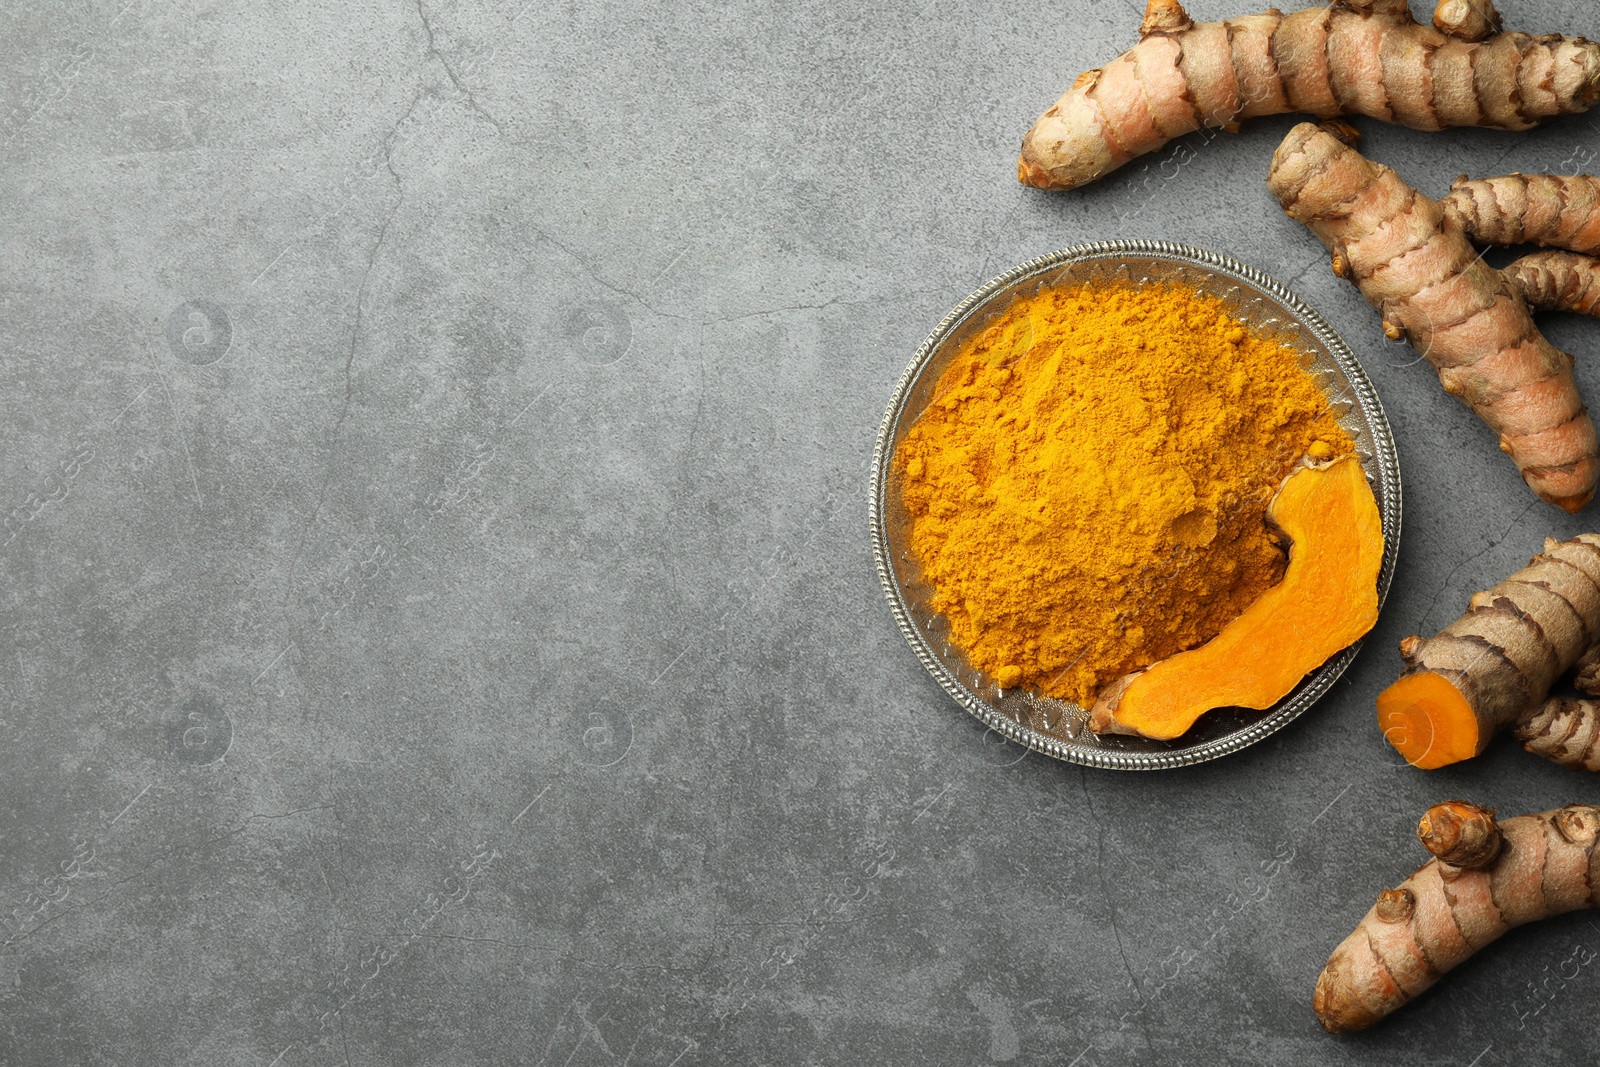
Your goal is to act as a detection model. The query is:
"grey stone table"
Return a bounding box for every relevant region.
[4,1,1599,1063]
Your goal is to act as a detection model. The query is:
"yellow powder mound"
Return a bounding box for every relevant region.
[897,279,1355,707]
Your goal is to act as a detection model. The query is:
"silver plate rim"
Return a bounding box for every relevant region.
[869,239,1403,771]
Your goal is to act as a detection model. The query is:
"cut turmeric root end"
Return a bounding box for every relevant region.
[1374,534,1600,769]
[1090,454,1384,739]
[1375,672,1485,769]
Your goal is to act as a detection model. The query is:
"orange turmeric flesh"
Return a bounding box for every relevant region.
[1375,672,1485,769]
[1091,455,1383,739]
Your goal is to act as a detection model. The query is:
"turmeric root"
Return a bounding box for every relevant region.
[1018,0,1600,191]
[1380,537,1600,772]
[1444,175,1600,256]
[1090,454,1383,739]
[1267,123,1600,510]
[1513,641,1600,771]
[1574,642,1600,695]
[1376,534,1600,768]
[1507,251,1600,318]
[1514,696,1600,771]
[1315,800,1600,1032]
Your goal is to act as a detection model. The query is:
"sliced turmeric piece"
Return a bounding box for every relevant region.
[1090,455,1383,739]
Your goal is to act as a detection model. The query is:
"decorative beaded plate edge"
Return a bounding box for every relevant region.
[869,240,1403,770]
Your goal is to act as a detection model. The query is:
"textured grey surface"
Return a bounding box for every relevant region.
[3,0,1600,1063]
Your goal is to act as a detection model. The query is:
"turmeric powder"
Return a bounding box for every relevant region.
[896,279,1354,707]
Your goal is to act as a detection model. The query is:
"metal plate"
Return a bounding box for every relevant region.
[870,240,1403,770]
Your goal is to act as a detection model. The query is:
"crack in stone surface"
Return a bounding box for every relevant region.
[415,0,504,132]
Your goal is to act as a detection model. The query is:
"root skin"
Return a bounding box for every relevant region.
[1515,696,1600,771]
[1417,800,1502,868]
[1506,251,1600,318]
[1574,644,1600,695]
[1433,0,1500,43]
[1445,175,1600,255]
